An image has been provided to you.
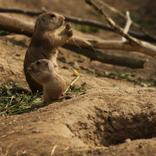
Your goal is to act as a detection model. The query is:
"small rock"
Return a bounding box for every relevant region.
[125,138,131,143]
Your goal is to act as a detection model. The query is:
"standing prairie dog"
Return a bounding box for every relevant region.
[24,12,73,93]
[27,59,66,103]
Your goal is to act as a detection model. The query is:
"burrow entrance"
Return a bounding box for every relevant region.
[67,107,156,146]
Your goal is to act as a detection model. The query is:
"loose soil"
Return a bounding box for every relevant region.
[0,1,156,156]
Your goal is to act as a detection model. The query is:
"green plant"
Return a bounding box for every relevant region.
[0,30,10,36]
[97,71,156,87]
[0,81,43,115]
[74,24,99,33]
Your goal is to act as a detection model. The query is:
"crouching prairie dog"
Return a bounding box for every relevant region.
[27,59,66,103]
[24,12,73,93]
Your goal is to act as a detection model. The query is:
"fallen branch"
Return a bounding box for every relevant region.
[85,0,156,56]
[0,14,148,68]
[0,14,33,36]
[0,13,156,55]
[0,7,43,16]
[0,7,155,42]
[97,0,155,42]
[85,0,139,43]
[96,0,152,38]
[63,44,145,68]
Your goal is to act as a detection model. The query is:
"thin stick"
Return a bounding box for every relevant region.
[85,0,138,44]
[96,0,125,18]
[85,0,156,54]
[96,0,153,38]
[64,75,80,94]
[122,11,132,42]
[50,145,57,156]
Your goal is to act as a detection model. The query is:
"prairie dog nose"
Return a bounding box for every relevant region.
[60,16,65,21]
[52,12,65,21]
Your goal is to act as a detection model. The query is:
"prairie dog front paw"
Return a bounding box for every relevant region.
[65,23,73,37]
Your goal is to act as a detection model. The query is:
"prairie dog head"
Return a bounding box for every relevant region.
[27,59,54,84]
[34,12,65,32]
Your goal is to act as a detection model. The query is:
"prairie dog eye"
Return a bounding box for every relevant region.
[50,14,56,18]
[42,61,48,67]
[36,61,41,65]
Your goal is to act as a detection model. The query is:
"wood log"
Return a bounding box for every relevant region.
[0,14,33,37]
[63,45,145,68]
[0,14,146,68]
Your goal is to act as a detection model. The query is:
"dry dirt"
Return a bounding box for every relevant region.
[0,1,156,156]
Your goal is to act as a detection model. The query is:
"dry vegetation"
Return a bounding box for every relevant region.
[0,0,156,156]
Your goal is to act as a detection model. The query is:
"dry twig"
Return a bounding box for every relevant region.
[64,74,80,94]
[86,0,139,44]
[122,11,132,42]
[85,0,156,55]
[50,145,57,156]
[96,0,154,39]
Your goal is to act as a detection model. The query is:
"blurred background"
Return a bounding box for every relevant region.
[0,0,155,34]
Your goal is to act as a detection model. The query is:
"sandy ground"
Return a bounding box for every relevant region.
[0,1,156,156]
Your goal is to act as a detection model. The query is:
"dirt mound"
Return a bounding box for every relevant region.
[0,32,156,156]
[1,86,156,155]
[55,139,156,156]
[0,0,156,155]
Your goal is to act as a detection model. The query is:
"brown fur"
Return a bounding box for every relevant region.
[27,59,66,102]
[24,12,72,93]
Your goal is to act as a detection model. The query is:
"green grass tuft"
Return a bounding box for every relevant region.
[97,71,156,87]
[0,81,43,116]
[0,30,10,36]
[68,82,87,94]
[74,24,99,33]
